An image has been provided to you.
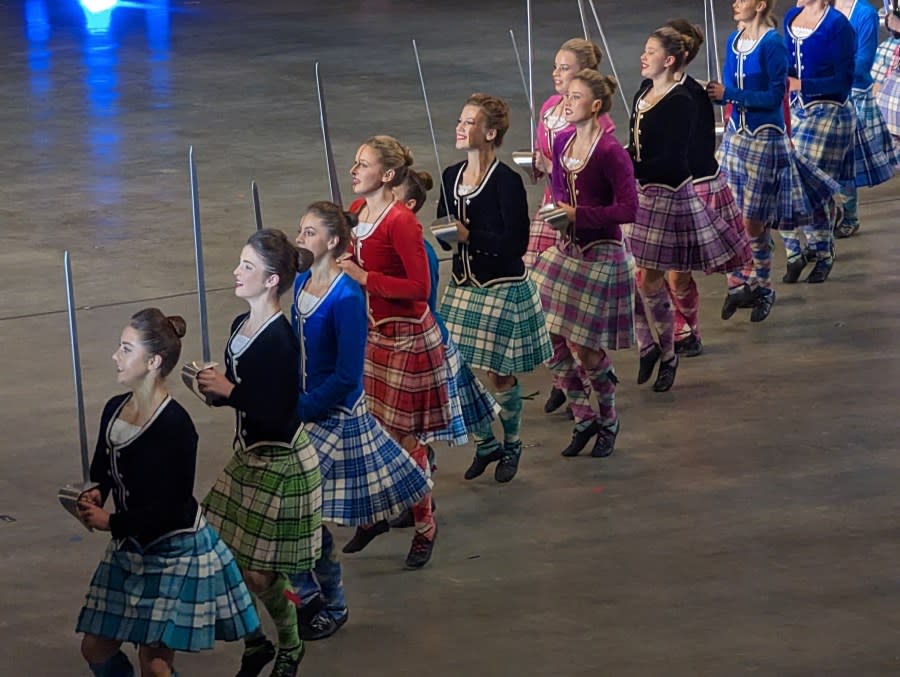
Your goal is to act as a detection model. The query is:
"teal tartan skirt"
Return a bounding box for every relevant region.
[439,277,552,376]
[203,432,322,574]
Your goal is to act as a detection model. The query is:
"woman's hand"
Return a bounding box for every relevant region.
[555,201,576,224]
[79,488,102,507]
[336,254,369,285]
[455,220,470,244]
[77,502,111,531]
[788,77,801,92]
[196,368,235,399]
[706,80,725,101]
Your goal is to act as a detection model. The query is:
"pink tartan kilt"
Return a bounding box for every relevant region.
[693,172,752,273]
[522,192,559,269]
[624,179,751,273]
[532,240,635,351]
[365,310,451,436]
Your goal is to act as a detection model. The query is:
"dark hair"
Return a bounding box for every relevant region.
[363,135,414,187]
[559,37,604,70]
[129,308,186,378]
[398,170,434,214]
[664,19,704,65]
[650,26,688,72]
[246,228,300,296]
[464,93,511,147]
[570,69,618,115]
[304,201,357,256]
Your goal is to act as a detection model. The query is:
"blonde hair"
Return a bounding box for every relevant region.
[559,37,604,70]
[464,93,511,147]
[363,135,414,187]
[571,69,618,115]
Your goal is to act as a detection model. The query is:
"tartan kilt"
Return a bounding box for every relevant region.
[305,396,431,525]
[76,517,260,651]
[420,337,470,446]
[203,434,322,574]
[791,99,856,190]
[850,87,896,187]
[531,239,635,351]
[365,310,451,436]
[877,70,900,140]
[440,277,552,376]
[623,180,751,273]
[449,336,501,430]
[693,171,751,272]
[523,193,560,269]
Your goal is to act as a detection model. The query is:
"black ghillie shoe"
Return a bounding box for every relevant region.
[782,256,808,284]
[674,334,703,357]
[560,421,601,457]
[590,423,619,458]
[494,441,522,483]
[652,357,678,392]
[405,525,437,569]
[721,283,753,320]
[342,520,389,554]
[543,386,566,413]
[463,447,503,480]
[235,638,276,677]
[637,344,662,384]
[750,288,776,323]
[806,257,833,284]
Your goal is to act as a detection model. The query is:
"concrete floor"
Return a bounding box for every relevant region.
[1,0,899,675]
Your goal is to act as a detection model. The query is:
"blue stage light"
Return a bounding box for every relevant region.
[79,0,118,13]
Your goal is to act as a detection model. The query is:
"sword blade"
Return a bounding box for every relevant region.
[412,39,453,220]
[588,0,631,118]
[64,250,90,483]
[189,146,211,364]
[577,0,590,40]
[315,62,343,207]
[509,29,531,110]
[251,180,263,231]
[526,0,535,156]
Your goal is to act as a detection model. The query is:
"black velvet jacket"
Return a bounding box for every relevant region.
[89,394,200,547]
[438,159,530,287]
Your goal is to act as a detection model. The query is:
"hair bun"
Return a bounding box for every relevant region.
[402,145,415,167]
[343,210,360,229]
[166,315,187,339]
[296,246,314,273]
[604,74,618,96]
[417,170,434,192]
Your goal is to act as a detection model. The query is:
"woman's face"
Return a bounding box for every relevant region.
[552,49,580,95]
[296,212,337,261]
[563,79,599,124]
[112,326,156,388]
[233,244,275,300]
[455,104,495,150]
[350,145,387,195]
[640,37,671,78]
[733,0,761,23]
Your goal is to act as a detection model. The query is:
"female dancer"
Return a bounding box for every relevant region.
[337,135,450,569]
[77,309,258,677]
[709,0,842,322]
[524,37,616,415]
[664,19,748,344]
[289,201,430,639]
[394,169,500,456]
[198,229,322,677]
[438,93,552,481]
[835,0,896,238]
[531,69,637,457]
[627,27,749,391]
[780,0,856,283]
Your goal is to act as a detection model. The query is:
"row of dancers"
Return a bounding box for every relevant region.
[71,1,900,675]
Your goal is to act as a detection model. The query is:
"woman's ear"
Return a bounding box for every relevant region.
[265,273,280,290]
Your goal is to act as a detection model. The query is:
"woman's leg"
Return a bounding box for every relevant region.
[486,371,522,483]
[244,570,303,674]
[667,271,702,356]
[573,344,619,457]
[82,635,133,677]
[137,645,175,677]
[547,334,598,457]
[638,268,678,391]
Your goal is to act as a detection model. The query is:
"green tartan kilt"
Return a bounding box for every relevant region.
[203,431,322,574]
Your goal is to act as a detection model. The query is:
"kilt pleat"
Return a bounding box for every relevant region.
[364,310,451,436]
[791,99,857,190]
[305,397,430,525]
[623,180,751,272]
[203,435,322,574]
[420,338,471,446]
[531,240,635,351]
[693,172,751,271]
[850,87,897,186]
[523,194,560,269]
[450,337,501,430]
[878,70,900,140]
[76,518,259,651]
[440,278,552,376]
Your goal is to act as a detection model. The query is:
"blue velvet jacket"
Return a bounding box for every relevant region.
[846,0,880,89]
[784,5,856,105]
[291,271,368,421]
[423,240,450,345]
[723,28,789,133]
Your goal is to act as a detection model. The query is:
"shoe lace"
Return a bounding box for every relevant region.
[309,612,333,632]
[410,533,432,554]
[272,649,299,676]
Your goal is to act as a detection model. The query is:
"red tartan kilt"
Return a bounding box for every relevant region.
[364,310,451,436]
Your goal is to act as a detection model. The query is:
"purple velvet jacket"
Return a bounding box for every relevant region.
[550,126,638,245]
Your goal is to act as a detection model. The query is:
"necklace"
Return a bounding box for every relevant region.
[360,200,392,224]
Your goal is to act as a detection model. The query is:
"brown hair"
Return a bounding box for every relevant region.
[304,201,357,256]
[650,26,689,72]
[664,19,704,65]
[363,135,414,187]
[464,93,511,147]
[129,308,186,378]
[397,170,434,214]
[571,69,618,115]
[246,228,301,296]
[559,37,604,70]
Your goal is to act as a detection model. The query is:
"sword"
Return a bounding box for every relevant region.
[180,146,219,404]
[316,62,343,207]
[706,0,726,133]
[512,0,538,172]
[57,250,98,530]
[587,0,631,117]
[576,0,591,40]
[412,38,456,260]
[509,29,530,111]
[251,180,263,230]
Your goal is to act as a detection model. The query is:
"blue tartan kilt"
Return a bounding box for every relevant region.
[449,337,500,430]
[305,396,431,525]
[850,86,897,187]
[420,337,471,446]
[791,98,856,193]
[76,516,259,652]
